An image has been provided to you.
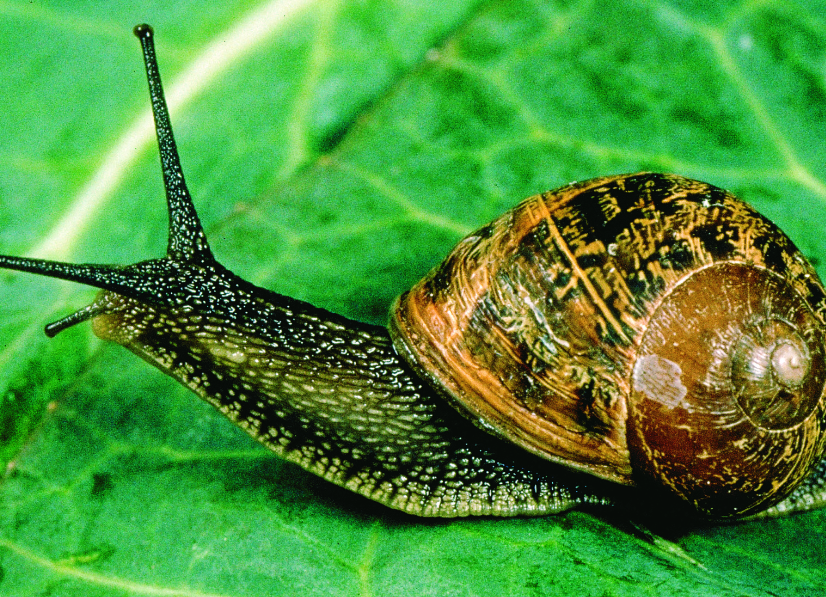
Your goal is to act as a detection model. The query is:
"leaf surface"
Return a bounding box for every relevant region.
[0,0,825,595]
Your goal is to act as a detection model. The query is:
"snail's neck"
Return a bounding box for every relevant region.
[89,264,400,395]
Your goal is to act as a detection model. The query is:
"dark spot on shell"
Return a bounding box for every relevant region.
[807,277,826,307]
[627,268,666,304]
[574,375,612,435]
[691,223,737,259]
[754,232,790,272]
[517,220,551,263]
[578,252,607,270]
[475,223,495,239]
[601,321,633,346]
[658,240,695,271]
[554,270,572,291]
[424,252,461,299]
[627,274,648,297]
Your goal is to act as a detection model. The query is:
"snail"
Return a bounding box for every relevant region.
[2,24,826,521]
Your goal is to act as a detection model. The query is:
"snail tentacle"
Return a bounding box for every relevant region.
[134,24,213,265]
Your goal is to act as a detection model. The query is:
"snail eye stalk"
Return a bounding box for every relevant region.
[133,23,214,266]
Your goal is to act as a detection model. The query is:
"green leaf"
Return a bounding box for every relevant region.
[1,0,825,595]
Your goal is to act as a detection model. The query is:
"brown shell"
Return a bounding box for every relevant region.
[389,172,826,516]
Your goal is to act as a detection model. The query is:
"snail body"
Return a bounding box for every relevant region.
[1,25,825,519]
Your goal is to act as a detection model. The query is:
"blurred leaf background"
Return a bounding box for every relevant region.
[0,0,825,595]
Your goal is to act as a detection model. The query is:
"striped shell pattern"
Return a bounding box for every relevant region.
[390,172,826,517]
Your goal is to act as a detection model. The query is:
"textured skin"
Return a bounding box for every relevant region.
[88,273,615,516]
[392,173,826,516]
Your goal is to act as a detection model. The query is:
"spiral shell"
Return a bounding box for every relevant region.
[390,172,826,516]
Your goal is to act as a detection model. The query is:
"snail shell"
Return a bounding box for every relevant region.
[390,173,826,517]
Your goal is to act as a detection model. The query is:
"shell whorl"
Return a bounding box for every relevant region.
[390,172,826,516]
[628,263,826,516]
